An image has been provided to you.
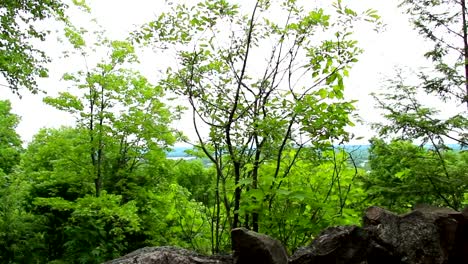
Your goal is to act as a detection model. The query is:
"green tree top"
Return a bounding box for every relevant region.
[44,25,177,197]
[0,0,68,94]
[0,100,22,174]
[400,0,468,108]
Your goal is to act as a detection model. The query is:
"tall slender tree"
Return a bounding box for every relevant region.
[371,0,468,211]
[45,28,176,197]
[0,100,22,174]
[400,0,468,109]
[374,0,468,146]
[137,0,379,251]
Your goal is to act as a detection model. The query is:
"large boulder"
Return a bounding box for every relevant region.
[289,225,398,264]
[231,227,288,264]
[290,205,468,264]
[103,246,232,264]
[364,205,468,264]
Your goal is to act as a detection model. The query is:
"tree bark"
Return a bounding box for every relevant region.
[461,0,468,110]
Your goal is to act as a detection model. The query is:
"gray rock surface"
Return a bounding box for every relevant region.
[231,227,288,264]
[290,205,468,264]
[289,225,391,264]
[103,246,232,264]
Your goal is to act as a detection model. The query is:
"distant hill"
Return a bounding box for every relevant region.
[166,145,372,160]
[165,144,463,169]
[166,146,193,158]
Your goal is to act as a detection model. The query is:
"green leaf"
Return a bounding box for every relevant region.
[318,88,328,99]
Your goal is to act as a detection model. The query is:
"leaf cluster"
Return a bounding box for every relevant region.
[0,0,67,94]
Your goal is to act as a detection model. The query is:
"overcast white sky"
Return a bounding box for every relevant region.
[1,0,432,145]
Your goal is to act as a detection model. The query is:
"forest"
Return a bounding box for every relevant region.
[0,0,467,263]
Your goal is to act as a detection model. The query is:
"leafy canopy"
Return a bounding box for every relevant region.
[0,0,68,94]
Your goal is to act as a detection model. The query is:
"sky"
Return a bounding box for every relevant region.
[1,0,433,145]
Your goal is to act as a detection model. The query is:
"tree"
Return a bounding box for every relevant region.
[0,109,42,263]
[374,1,468,146]
[371,1,468,209]
[257,147,367,251]
[21,127,99,261]
[0,100,22,174]
[141,183,213,253]
[400,0,468,110]
[363,138,467,211]
[44,27,176,197]
[172,159,213,204]
[0,170,45,263]
[137,0,379,251]
[34,192,141,263]
[0,0,68,94]
[22,127,94,200]
[14,21,179,261]
[374,72,467,146]
[19,127,213,261]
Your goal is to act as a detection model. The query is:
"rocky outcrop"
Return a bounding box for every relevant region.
[103,246,232,264]
[290,205,468,264]
[104,206,467,264]
[231,227,288,264]
[289,225,395,264]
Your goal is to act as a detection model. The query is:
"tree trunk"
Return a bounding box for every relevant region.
[232,162,241,229]
[252,149,261,232]
[94,84,105,197]
[461,0,468,110]
[215,166,221,253]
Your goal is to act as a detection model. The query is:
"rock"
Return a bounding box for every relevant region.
[103,246,232,264]
[290,205,468,264]
[452,207,468,263]
[104,206,467,264]
[289,225,399,264]
[290,226,368,264]
[364,205,466,264]
[231,227,288,264]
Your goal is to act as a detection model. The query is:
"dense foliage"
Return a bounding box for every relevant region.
[370,0,468,214]
[364,139,467,211]
[0,0,466,263]
[0,0,67,94]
